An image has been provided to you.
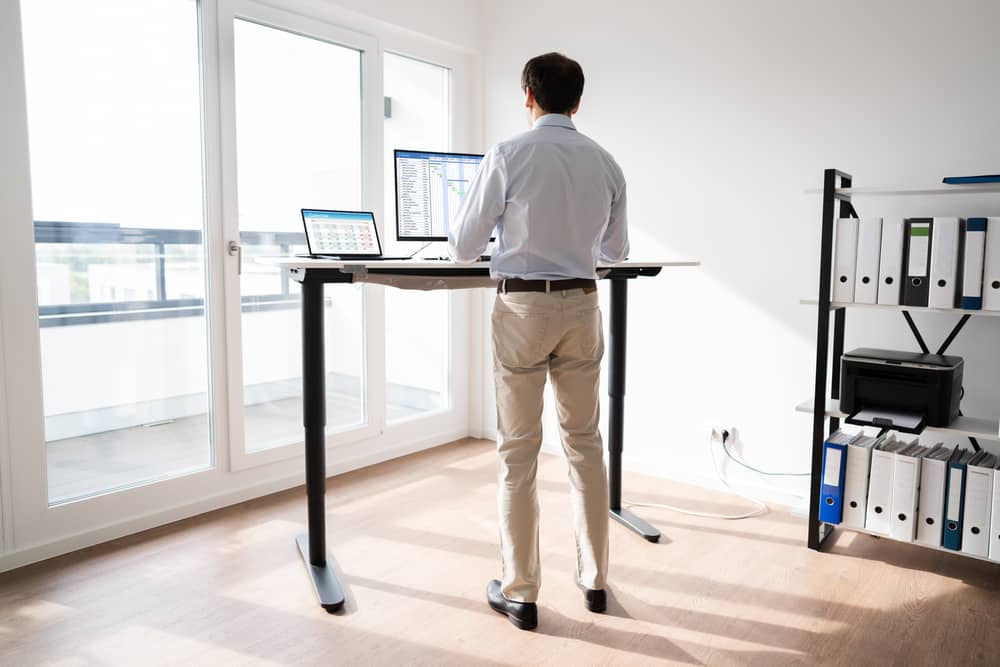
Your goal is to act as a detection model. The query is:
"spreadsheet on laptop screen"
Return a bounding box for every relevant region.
[302,209,380,256]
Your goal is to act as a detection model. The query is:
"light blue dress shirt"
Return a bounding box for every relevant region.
[448,114,629,280]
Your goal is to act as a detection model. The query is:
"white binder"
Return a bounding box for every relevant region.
[842,435,878,529]
[916,445,952,547]
[990,462,1000,562]
[889,444,924,542]
[984,217,1000,311]
[877,218,905,305]
[833,218,859,303]
[866,436,901,535]
[928,217,961,309]
[854,218,883,304]
[962,452,996,558]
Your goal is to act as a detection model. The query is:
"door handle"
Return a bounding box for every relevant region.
[228,240,241,275]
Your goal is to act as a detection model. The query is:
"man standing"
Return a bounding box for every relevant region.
[449,52,629,631]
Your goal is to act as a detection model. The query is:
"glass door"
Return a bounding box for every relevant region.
[19,0,213,505]
[383,53,453,422]
[219,2,381,467]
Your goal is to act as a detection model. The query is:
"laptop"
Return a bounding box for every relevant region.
[300,209,411,260]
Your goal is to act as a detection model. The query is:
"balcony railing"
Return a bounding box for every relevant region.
[35,221,304,327]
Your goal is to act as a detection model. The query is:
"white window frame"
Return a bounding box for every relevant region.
[380,51,457,429]
[220,0,482,468]
[0,317,12,556]
[376,26,482,447]
[0,0,25,559]
[217,0,384,471]
[1,0,234,552]
[0,0,480,565]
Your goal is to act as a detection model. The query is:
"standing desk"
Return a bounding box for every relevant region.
[260,257,699,612]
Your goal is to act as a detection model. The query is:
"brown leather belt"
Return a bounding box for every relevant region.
[497,278,597,294]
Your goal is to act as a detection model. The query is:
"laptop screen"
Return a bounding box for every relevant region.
[301,209,382,257]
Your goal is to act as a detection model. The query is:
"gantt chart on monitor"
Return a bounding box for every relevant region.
[395,151,483,239]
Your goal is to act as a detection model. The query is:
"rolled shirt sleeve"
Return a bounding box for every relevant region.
[448,148,506,263]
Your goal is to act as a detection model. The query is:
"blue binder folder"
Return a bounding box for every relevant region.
[943,175,1000,185]
[943,450,973,550]
[960,218,988,309]
[819,431,852,524]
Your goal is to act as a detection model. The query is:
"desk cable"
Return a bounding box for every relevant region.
[407,242,435,259]
[624,429,809,521]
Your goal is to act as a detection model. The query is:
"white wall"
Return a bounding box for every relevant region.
[327,0,482,51]
[479,0,1000,496]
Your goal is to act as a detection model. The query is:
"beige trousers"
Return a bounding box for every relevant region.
[491,287,609,603]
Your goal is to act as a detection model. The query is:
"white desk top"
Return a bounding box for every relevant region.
[257,257,700,270]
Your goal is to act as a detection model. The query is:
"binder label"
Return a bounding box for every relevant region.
[963,220,987,301]
[824,448,843,486]
[908,224,930,277]
[947,468,963,521]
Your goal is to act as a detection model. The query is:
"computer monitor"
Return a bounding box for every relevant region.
[394,149,484,241]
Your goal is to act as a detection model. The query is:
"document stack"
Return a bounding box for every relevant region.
[831,216,1000,310]
[818,429,1000,562]
[865,434,909,536]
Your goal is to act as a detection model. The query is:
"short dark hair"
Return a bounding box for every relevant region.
[520,52,584,115]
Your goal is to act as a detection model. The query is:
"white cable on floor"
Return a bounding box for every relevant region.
[623,430,770,520]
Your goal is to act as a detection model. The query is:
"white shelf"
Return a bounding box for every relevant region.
[805,183,1000,196]
[795,398,1000,442]
[799,298,1000,318]
[829,525,1000,565]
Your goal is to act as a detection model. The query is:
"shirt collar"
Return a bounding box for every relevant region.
[533,113,576,130]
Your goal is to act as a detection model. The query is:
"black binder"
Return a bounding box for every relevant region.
[902,218,933,307]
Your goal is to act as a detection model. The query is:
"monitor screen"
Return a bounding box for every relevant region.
[394,149,484,241]
[301,209,382,257]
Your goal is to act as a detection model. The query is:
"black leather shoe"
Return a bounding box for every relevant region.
[583,588,606,613]
[487,580,537,630]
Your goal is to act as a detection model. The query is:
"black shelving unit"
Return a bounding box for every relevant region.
[806,169,1000,554]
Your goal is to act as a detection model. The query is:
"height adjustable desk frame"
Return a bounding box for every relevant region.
[274,259,697,612]
[806,169,1000,553]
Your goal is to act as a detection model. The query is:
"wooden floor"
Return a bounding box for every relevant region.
[1,439,999,666]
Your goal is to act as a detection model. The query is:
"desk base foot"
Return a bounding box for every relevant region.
[610,508,660,542]
[296,534,345,613]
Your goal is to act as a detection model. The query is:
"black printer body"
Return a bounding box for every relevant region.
[840,348,963,430]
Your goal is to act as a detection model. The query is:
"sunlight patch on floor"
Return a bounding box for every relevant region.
[85,624,286,667]
[16,599,74,622]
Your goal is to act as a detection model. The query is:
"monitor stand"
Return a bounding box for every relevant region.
[409,240,494,261]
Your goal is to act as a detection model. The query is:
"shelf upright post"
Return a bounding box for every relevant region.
[830,178,853,434]
[809,169,852,550]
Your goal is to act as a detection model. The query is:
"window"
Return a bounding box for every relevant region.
[383,53,452,421]
[20,0,211,503]
[232,19,366,452]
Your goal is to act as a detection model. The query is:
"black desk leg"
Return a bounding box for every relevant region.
[607,277,661,543]
[296,275,345,612]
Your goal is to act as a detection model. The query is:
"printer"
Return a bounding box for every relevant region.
[839,348,963,433]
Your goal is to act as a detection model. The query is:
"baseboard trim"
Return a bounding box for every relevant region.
[539,439,807,506]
